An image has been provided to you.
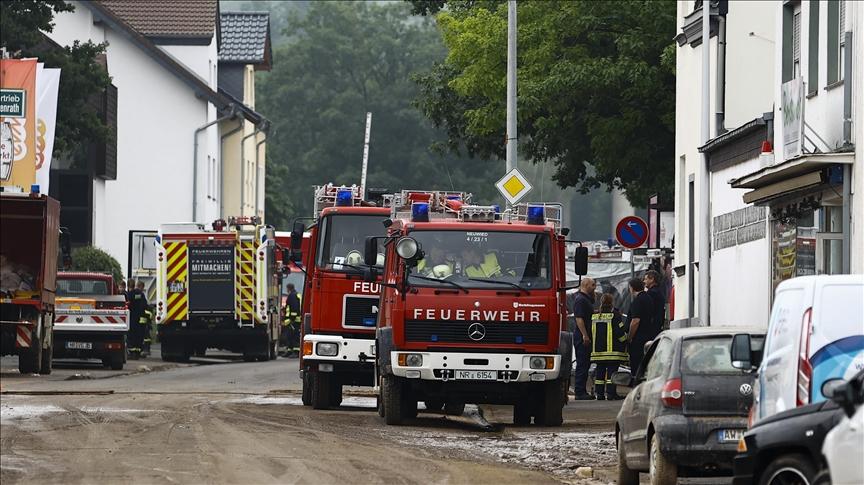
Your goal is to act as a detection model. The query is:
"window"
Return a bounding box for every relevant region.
[783,3,803,82]
[792,11,801,78]
[643,338,674,381]
[827,0,841,84]
[205,155,212,199]
[839,0,846,81]
[316,214,390,272]
[681,336,765,375]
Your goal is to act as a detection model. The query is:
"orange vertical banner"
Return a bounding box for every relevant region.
[0,58,38,189]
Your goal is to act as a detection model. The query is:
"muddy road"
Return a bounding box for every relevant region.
[1,347,622,484]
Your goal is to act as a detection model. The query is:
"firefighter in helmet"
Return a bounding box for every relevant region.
[282,283,301,357]
[589,293,628,400]
[127,280,149,359]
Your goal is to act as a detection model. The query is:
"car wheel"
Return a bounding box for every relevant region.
[811,469,831,485]
[760,454,817,485]
[617,428,639,485]
[649,433,677,485]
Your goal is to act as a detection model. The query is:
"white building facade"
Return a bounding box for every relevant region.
[674,0,862,327]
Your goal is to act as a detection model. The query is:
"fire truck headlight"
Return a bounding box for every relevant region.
[529,356,553,369]
[398,353,423,367]
[395,237,419,260]
[316,342,338,356]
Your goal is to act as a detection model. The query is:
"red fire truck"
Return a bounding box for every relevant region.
[292,184,391,409]
[364,190,587,426]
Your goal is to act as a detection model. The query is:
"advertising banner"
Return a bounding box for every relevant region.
[781,77,804,161]
[188,245,235,312]
[35,64,60,193]
[0,59,37,187]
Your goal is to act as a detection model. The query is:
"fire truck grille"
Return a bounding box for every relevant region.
[404,321,548,345]
[343,296,379,328]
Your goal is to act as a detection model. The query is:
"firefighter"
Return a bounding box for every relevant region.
[462,246,514,279]
[417,246,454,277]
[127,280,148,359]
[140,304,154,358]
[590,293,628,400]
[282,283,301,357]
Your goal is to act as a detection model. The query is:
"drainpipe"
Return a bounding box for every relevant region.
[254,124,269,217]
[699,0,711,326]
[194,105,237,222]
[841,31,851,274]
[240,124,262,217]
[219,120,243,218]
[715,14,727,136]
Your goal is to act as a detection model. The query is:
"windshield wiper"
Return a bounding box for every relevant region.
[323,260,364,272]
[408,273,469,293]
[466,277,530,295]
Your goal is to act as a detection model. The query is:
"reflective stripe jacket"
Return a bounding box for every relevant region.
[590,311,628,362]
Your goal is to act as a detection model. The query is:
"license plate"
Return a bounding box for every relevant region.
[66,341,92,350]
[719,428,745,443]
[455,370,496,380]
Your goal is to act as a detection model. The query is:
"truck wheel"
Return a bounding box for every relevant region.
[759,453,816,485]
[649,433,678,485]
[18,334,41,374]
[243,352,257,362]
[382,375,405,425]
[331,380,343,407]
[424,398,444,412]
[302,372,312,406]
[617,428,639,485]
[108,352,124,371]
[39,343,52,375]
[194,346,207,357]
[444,402,465,416]
[377,394,385,417]
[513,402,531,425]
[537,380,564,426]
[269,339,278,360]
[311,371,331,410]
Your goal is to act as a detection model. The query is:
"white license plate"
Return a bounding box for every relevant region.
[66,341,92,350]
[719,428,745,443]
[455,370,496,380]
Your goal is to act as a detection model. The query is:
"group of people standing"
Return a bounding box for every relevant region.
[568,270,667,400]
[118,279,152,359]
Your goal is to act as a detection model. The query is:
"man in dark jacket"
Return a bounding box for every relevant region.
[567,277,597,400]
[127,281,148,359]
[626,277,657,373]
[644,270,666,332]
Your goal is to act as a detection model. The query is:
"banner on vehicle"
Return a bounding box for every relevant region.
[188,245,235,312]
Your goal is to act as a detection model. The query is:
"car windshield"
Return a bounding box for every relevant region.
[407,230,552,290]
[681,336,765,375]
[316,214,387,272]
[57,278,110,296]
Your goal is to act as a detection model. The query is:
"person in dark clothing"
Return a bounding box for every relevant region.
[644,269,667,332]
[283,284,301,357]
[626,277,657,374]
[127,281,148,358]
[567,277,597,400]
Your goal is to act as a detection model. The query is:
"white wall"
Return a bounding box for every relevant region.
[852,1,864,274]
[48,1,220,269]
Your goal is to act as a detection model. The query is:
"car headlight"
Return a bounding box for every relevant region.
[398,353,423,367]
[395,237,419,260]
[316,342,338,356]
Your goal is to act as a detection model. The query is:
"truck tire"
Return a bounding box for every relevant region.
[382,375,405,425]
[39,343,52,375]
[537,380,564,426]
[424,398,444,412]
[302,372,312,406]
[513,402,531,425]
[649,433,678,485]
[18,333,41,374]
[444,402,465,416]
[617,429,639,485]
[311,371,331,410]
[331,380,343,407]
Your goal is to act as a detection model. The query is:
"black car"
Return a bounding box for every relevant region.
[732,386,847,485]
[614,327,765,485]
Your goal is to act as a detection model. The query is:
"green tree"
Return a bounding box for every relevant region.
[411,0,676,208]
[70,246,123,284]
[260,1,501,226]
[0,0,111,154]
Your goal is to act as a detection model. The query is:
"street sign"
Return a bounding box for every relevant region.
[0,89,26,118]
[495,168,532,205]
[616,216,649,249]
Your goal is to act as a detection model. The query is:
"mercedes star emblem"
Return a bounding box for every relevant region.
[739,383,753,396]
[467,322,486,341]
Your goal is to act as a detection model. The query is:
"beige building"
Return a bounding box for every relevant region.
[218,11,272,221]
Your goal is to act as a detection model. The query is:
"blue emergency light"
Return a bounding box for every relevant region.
[30,184,40,195]
[335,189,353,207]
[492,204,501,213]
[412,202,430,222]
[515,336,524,344]
[526,205,545,225]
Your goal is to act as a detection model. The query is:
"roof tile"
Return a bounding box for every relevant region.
[97,0,217,39]
[219,12,270,65]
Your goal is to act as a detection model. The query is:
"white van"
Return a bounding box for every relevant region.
[731,275,864,425]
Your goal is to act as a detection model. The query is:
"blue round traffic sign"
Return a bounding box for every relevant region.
[615,216,649,249]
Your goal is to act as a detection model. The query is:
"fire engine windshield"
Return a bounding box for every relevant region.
[316,214,387,272]
[407,230,551,290]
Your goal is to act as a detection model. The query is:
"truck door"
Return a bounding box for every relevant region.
[128,230,157,300]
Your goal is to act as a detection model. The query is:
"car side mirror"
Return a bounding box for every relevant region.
[573,246,588,276]
[730,333,754,370]
[611,371,633,387]
[823,379,858,418]
[364,237,379,266]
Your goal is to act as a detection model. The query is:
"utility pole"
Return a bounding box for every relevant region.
[505,0,517,176]
[360,112,372,199]
[699,0,711,326]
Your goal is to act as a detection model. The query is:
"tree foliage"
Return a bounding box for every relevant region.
[0,0,111,154]
[260,1,501,226]
[411,0,676,207]
[70,246,123,284]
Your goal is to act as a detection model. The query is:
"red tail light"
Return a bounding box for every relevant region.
[661,378,683,408]
[796,307,813,407]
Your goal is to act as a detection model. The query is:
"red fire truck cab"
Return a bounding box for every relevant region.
[365,190,587,426]
[294,184,391,409]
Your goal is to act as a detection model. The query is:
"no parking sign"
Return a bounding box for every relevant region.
[615,216,649,249]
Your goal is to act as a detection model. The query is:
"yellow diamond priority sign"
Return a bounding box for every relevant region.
[495,168,533,205]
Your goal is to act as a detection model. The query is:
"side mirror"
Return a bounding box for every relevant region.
[364,237,379,266]
[822,378,845,399]
[824,379,858,418]
[611,370,633,387]
[282,248,291,263]
[730,333,753,370]
[290,250,302,263]
[573,246,588,276]
[291,221,304,250]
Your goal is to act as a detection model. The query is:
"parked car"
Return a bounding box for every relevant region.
[817,370,864,485]
[614,326,765,485]
[732,391,843,484]
[730,275,864,425]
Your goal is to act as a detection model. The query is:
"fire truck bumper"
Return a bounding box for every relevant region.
[390,351,561,383]
[302,334,376,364]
